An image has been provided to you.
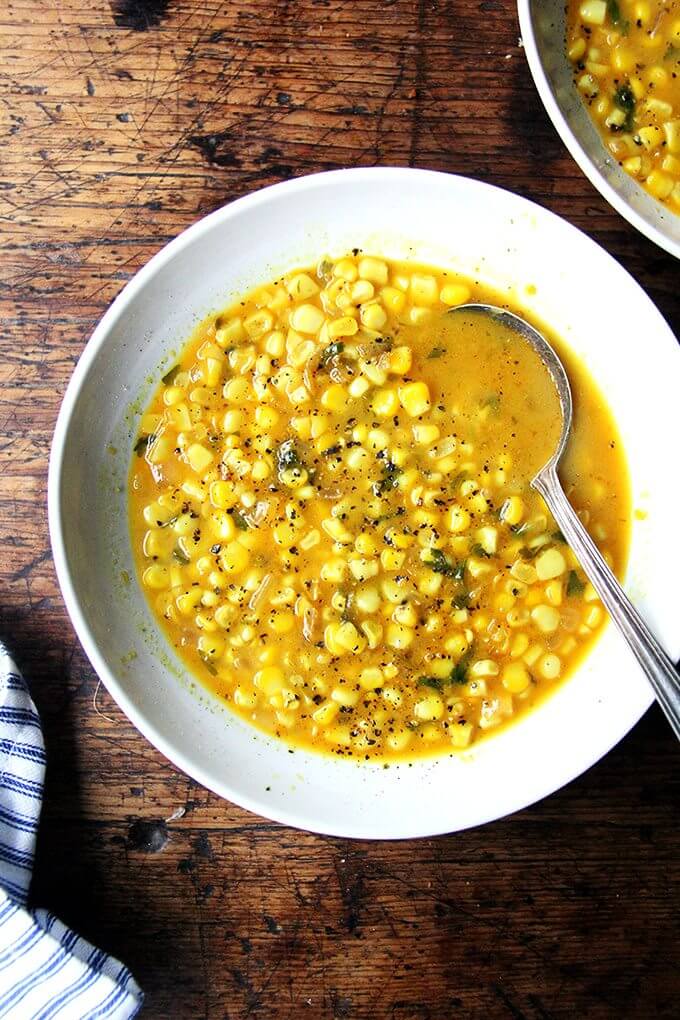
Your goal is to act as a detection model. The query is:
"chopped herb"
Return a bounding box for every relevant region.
[275,439,315,487]
[664,43,679,62]
[162,364,180,385]
[373,458,402,496]
[551,529,566,542]
[199,652,217,676]
[228,508,250,531]
[613,84,635,131]
[427,346,447,359]
[606,0,629,32]
[450,655,471,685]
[417,676,444,691]
[470,543,491,558]
[567,570,585,597]
[318,341,345,368]
[453,591,470,609]
[341,591,356,624]
[509,521,531,536]
[318,258,334,280]
[134,435,150,456]
[519,545,541,560]
[450,471,469,491]
[424,548,465,579]
[481,393,500,412]
[370,507,406,525]
[172,546,190,564]
[418,653,471,692]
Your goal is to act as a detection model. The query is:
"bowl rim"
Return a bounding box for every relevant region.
[48,166,675,838]
[517,0,680,261]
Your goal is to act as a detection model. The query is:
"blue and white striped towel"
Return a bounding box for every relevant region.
[0,643,143,1019]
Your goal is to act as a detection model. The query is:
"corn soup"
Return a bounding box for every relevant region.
[129,253,630,760]
[567,1,680,207]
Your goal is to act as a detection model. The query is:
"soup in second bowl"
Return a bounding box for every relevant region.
[567,0,680,208]
[129,252,630,760]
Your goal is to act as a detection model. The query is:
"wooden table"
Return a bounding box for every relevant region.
[1,2,678,1017]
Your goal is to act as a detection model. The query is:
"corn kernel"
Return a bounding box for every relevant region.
[414,694,444,721]
[386,622,414,649]
[143,564,170,589]
[501,662,531,694]
[380,286,406,314]
[380,548,405,571]
[535,548,567,580]
[290,303,325,334]
[360,303,388,331]
[399,381,431,417]
[531,605,561,633]
[446,505,470,533]
[358,257,388,284]
[320,558,347,583]
[220,541,249,574]
[321,384,349,412]
[500,496,524,526]
[538,654,561,681]
[328,316,359,339]
[187,443,214,473]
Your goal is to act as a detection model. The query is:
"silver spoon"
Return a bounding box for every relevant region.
[451,304,680,739]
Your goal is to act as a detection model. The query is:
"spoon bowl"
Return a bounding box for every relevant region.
[450,303,680,739]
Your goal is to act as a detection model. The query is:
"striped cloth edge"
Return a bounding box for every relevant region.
[0,643,143,1019]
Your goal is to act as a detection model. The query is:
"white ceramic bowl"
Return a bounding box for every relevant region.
[49,168,680,839]
[518,0,680,259]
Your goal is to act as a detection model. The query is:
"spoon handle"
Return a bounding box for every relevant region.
[533,466,680,741]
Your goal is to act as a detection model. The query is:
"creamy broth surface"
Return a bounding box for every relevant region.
[129,254,630,761]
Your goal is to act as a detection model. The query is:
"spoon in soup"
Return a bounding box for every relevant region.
[450,304,680,739]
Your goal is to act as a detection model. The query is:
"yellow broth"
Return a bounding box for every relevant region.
[567,1,680,207]
[129,254,630,760]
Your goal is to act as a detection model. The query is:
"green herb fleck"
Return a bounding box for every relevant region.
[551,529,566,542]
[613,84,635,131]
[607,0,629,32]
[172,546,190,564]
[417,675,444,691]
[567,570,585,597]
[481,393,500,412]
[228,508,250,531]
[427,346,447,359]
[509,521,531,536]
[450,471,470,492]
[424,548,465,579]
[449,655,471,685]
[199,652,217,676]
[470,543,491,558]
[319,341,345,368]
[370,507,406,526]
[373,457,402,496]
[134,435,150,457]
[277,441,302,470]
[318,258,334,280]
[162,364,180,385]
[453,591,470,609]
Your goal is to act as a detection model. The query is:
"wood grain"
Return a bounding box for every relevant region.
[1,1,678,1017]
